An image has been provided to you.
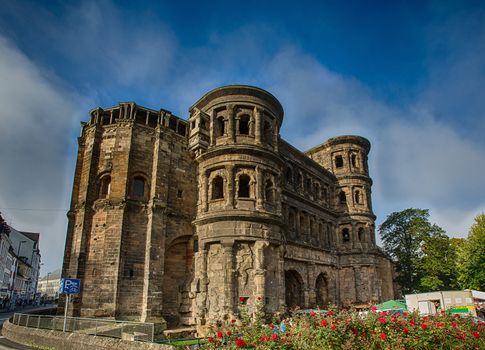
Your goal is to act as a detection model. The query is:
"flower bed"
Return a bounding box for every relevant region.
[206,309,482,349]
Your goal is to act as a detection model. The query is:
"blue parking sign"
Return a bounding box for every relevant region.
[59,278,81,294]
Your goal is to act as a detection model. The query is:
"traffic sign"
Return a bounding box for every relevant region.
[59,278,81,294]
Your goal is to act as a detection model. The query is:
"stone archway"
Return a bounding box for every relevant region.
[285,270,304,308]
[315,273,329,308]
[162,236,193,328]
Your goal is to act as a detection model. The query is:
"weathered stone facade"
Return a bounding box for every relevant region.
[61,85,395,330]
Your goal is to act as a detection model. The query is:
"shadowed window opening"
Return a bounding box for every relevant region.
[263,120,272,142]
[342,228,350,242]
[239,115,250,135]
[355,190,361,204]
[133,176,146,198]
[99,176,111,198]
[351,154,357,167]
[169,118,177,131]
[335,155,344,168]
[265,179,275,203]
[217,116,225,136]
[358,227,364,241]
[339,191,347,204]
[286,167,293,185]
[211,176,224,200]
[238,175,250,198]
[288,211,295,231]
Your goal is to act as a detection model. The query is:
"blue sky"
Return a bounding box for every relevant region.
[0,0,484,275]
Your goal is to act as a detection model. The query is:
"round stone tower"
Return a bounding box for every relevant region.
[188,86,286,325]
[317,135,376,250]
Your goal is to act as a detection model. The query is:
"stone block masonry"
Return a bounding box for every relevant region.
[60,86,396,332]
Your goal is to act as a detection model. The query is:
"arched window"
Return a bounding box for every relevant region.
[354,190,361,204]
[339,191,347,204]
[335,155,344,168]
[358,227,364,241]
[286,167,293,185]
[265,179,275,203]
[238,175,251,198]
[99,175,111,198]
[238,115,250,135]
[342,228,350,242]
[296,172,303,189]
[133,176,146,198]
[217,116,225,137]
[211,176,224,200]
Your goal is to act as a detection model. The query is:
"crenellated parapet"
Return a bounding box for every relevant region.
[85,102,189,137]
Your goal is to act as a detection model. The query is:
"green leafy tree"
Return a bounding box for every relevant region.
[418,227,459,292]
[458,213,485,290]
[379,208,431,294]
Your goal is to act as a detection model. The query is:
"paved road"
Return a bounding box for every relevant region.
[0,306,57,350]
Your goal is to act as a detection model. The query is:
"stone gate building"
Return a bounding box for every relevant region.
[61,85,395,330]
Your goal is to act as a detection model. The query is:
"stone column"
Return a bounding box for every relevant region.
[273,123,279,151]
[226,165,235,209]
[202,170,209,212]
[353,266,361,303]
[193,246,208,326]
[351,222,357,249]
[253,241,268,303]
[277,245,286,312]
[254,107,262,145]
[227,104,235,143]
[255,166,263,210]
[308,263,316,307]
[210,110,216,146]
[296,210,301,239]
[222,241,235,318]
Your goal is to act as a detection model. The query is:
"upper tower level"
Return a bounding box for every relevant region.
[305,135,370,177]
[188,85,284,156]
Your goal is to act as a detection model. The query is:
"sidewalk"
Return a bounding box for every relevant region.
[0,336,36,350]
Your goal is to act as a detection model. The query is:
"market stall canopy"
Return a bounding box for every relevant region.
[376,300,407,311]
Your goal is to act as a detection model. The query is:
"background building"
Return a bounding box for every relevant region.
[37,269,61,302]
[61,85,396,330]
[0,212,41,306]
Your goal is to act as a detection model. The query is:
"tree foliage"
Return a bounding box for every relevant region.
[379,208,462,294]
[457,213,485,290]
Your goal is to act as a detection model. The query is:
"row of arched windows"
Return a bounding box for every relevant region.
[210,172,276,203]
[333,151,361,170]
[341,226,367,244]
[97,174,148,200]
[286,207,333,248]
[285,166,330,204]
[214,112,274,144]
[338,187,365,207]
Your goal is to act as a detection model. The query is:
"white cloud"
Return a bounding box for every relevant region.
[0,35,85,274]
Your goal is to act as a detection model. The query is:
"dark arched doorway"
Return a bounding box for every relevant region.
[285,270,304,308]
[315,273,329,308]
[162,236,193,328]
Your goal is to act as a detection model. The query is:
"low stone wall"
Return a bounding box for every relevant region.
[2,320,175,350]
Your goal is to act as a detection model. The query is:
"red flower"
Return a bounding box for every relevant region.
[208,337,215,343]
[403,312,407,316]
[260,335,270,343]
[436,323,444,328]
[379,317,387,324]
[320,319,328,327]
[271,333,278,341]
[327,311,334,316]
[352,328,358,335]
[451,321,457,328]
[421,323,428,330]
[309,311,317,317]
[269,323,274,329]
[235,338,246,347]
[331,325,337,330]
[239,297,246,303]
[227,331,232,336]
[380,332,387,340]
[472,332,480,339]
[409,320,416,326]
[231,319,237,323]
[371,305,377,312]
[216,331,223,338]
[403,328,409,334]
